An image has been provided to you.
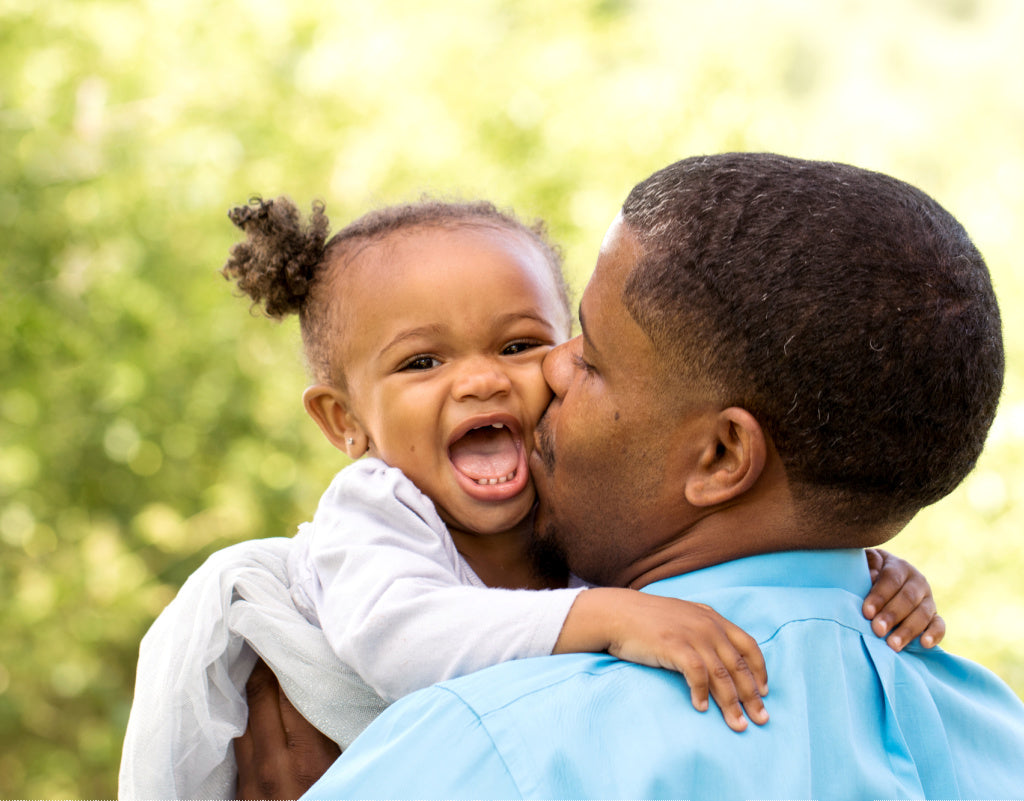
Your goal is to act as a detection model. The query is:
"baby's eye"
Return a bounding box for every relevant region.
[400,355,441,371]
[502,340,541,356]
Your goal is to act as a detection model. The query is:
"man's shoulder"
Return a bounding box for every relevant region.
[313,591,1024,800]
[433,650,634,712]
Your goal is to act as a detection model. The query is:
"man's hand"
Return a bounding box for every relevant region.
[234,658,341,800]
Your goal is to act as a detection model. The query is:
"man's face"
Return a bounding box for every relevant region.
[530,216,719,588]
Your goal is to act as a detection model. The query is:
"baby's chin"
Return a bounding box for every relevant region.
[442,483,537,537]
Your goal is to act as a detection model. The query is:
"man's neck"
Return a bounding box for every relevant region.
[621,492,900,590]
[620,471,812,590]
[623,515,807,589]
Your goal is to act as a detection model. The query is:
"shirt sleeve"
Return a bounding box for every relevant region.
[302,685,522,800]
[295,460,586,702]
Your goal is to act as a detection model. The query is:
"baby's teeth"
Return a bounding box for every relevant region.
[493,423,504,429]
[475,470,516,486]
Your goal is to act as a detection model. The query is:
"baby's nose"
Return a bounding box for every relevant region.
[452,357,513,400]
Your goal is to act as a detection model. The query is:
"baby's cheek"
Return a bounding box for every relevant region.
[525,375,555,424]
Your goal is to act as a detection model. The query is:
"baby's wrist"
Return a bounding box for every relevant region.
[553,587,631,655]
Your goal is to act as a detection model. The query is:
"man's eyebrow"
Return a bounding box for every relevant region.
[578,304,600,357]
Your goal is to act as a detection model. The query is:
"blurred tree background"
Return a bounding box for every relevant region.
[2,0,1023,796]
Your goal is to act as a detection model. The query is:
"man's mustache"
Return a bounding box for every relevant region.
[533,409,556,472]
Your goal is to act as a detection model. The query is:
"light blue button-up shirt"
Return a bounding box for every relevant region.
[304,550,1024,800]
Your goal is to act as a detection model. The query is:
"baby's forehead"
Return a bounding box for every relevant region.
[336,224,558,289]
[360,221,543,257]
[350,225,562,302]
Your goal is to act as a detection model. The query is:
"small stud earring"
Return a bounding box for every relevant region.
[346,437,354,446]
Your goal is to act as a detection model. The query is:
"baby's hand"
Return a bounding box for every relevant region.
[554,588,768,733]
[862,548,946,652]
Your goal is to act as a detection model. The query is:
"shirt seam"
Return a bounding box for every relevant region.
[464,654,635,713]
[758,614,883,647]
[434,684,528,799]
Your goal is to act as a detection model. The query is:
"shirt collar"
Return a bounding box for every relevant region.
[641,549,872,599]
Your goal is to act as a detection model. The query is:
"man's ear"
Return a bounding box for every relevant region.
[302,384,369,459]
[684,407,767,507]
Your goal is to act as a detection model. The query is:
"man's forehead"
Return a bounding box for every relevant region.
[599,212,626,252]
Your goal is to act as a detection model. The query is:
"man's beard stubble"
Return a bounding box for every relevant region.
[527,408,570,584]
[527,522,571,586]
[533,404,557,472]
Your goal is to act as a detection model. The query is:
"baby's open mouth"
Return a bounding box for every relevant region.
[449,423,520,486]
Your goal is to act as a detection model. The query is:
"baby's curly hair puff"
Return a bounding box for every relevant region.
[222,196,330,319]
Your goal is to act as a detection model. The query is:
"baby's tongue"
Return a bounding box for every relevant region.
[449,426,518,481]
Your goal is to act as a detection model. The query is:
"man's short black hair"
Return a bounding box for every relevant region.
[621,153,1003,531]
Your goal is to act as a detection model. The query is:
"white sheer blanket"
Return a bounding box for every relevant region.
[118,537,388,800]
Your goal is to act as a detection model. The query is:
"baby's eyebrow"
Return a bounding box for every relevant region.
[380,324,446,358]
[493,309,560,330]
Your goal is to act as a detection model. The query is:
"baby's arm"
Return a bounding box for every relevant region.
[554,588,769,733]
[299,461,587,701]
[548,549,947,733]
[862,548,946,651]
[303,461,766,733]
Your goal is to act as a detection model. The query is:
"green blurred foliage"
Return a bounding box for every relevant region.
[2,0,1023,796]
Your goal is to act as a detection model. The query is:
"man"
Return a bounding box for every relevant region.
[243,153,1024,799]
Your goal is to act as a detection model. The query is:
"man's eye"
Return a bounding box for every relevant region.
[401,356,441,371]
[571,353,597,375]
[502,341,540,356]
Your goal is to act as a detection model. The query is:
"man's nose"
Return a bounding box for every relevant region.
[543,337,579,399]
[451,357,513,401]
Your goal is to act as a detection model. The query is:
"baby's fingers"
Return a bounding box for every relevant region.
[865,546,884,582]
[861,549,910,620]
[726,625,769,699]
[672,625,769,731]
[706,666,747,732]
[919,613,946,649]
[883,599,942,652]
[669,647,753,732]
[675,655,765,733]
[710,650,769,732]
[678,651,711,714]
[688,607,769,730]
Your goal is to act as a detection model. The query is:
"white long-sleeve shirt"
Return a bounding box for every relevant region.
[120,457,585,799]
[288,457,587,702]
[119,537,388,800]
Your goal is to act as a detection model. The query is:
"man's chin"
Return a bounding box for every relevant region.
[527,522,571,586]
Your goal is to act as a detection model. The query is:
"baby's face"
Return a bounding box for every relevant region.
[336,225,570,536]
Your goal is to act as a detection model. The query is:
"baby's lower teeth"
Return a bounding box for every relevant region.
[477,471,514,486]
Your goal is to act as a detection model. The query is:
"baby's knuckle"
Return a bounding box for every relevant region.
[711,663,734,682]
[681,653,706,674]
[904,584,927,605]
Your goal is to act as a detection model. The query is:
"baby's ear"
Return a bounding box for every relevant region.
[684,407,767,507]
[303,384,368,458]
